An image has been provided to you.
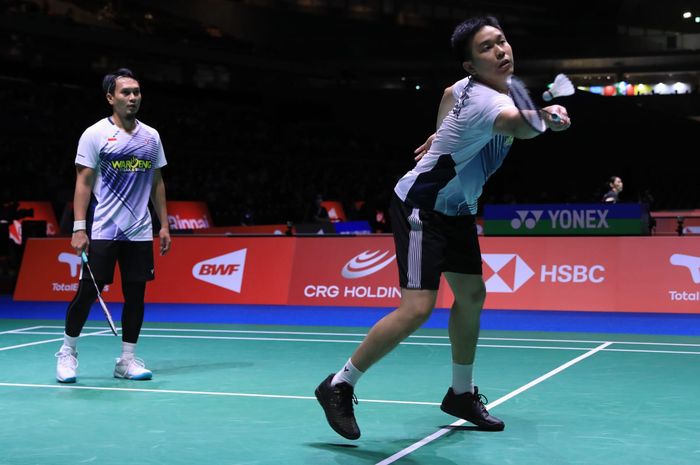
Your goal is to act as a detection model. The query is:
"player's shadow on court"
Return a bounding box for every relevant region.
[306,442,459,465]
[153,361,254,374]
[439,424,490,431]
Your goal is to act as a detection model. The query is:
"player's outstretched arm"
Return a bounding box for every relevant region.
[494,105,571,139]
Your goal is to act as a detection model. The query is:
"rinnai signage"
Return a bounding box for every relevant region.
[166,201,212,230]
[484,204,649,236]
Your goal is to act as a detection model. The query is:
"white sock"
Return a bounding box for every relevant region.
[331,358,364,387]
[121,342,136,360]
[62,334,78,352]
[452,363,474,395]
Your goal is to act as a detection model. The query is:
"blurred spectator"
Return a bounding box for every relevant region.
[602,176,623,203]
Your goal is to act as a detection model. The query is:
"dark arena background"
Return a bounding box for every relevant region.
[1,2,699,464]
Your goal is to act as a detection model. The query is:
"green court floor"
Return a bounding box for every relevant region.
[1,319,699,465]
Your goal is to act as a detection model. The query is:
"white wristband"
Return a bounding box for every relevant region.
[73,220,87,232]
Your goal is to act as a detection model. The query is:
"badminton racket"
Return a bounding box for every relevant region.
[81,251,119,336]
[507,75,573,133]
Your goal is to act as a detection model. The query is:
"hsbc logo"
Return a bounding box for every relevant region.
[341,250,396,279]
[483,254,606,293]
[482,254,534,293]
[193,249,246,293]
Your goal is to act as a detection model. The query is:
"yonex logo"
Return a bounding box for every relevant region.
[193,249,247,293]
[670,254,700,284]
[341,250,396,279]
[482,254,534,293]
[511,210,543,230]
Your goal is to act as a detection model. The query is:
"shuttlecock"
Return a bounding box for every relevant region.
[542,74,574,102]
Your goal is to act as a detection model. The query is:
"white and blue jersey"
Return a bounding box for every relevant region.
[394,77,516,216]
[75,117,167,241]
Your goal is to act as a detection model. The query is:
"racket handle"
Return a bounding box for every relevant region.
[551,113,561,123]
[81,251,88,263]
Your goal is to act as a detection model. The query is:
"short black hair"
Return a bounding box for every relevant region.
[607,176,621,186]
[451,16,503,63]
[102,68,138,95]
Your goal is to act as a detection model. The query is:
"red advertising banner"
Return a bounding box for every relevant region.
[319,201,346,222]
[196,225,290,235]
[14,236,700,314]
[146,237,295,304]
[13,239,124,301]
[287,236,401,307]
[167,201,212,230]
[14,237,296,304]
[651,210,700,236]
[8,201,60,244]
[437,237,700,313]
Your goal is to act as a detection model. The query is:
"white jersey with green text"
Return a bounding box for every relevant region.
[75,117,166,241]
[394,77,516,215]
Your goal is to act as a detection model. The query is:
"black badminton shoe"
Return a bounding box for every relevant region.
[440,386,505,431]
[315,374,361,440]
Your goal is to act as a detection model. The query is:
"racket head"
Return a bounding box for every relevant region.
[507,76,546,133]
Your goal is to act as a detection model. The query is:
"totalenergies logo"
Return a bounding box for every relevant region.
[670,254,700,284]
[110,156,152,172]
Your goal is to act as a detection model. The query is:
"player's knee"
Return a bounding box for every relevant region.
[454,283,486,307]
[402,301,435,324]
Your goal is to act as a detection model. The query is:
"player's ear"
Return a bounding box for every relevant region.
[462,60,476,76]
[106,93,114,105]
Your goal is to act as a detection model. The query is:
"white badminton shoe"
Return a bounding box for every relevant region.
[113,357,153,380]
[55,346,78,383]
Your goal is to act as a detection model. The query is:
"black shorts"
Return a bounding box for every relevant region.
[390,193,482,290]
[81,240,155,284]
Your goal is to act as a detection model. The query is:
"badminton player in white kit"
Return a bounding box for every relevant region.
[316,16,570,439]
[55,68,171,383]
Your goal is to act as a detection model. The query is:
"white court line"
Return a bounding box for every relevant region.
[12,330,700,354]
[40,325,370,337]
[6,331,606,351]
[0,326,44,335]
[374,341,613,465]
[604,348,700,355]
[50,325,699,348]
[0,382,440,406]
[0,329,113,352]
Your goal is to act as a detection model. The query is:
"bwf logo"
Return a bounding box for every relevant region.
[193,249,247,293]
[482,254,534,293]
[341,250,396,279]
[511,210,544,230]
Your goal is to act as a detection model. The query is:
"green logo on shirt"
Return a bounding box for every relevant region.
[110,156,152,172]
